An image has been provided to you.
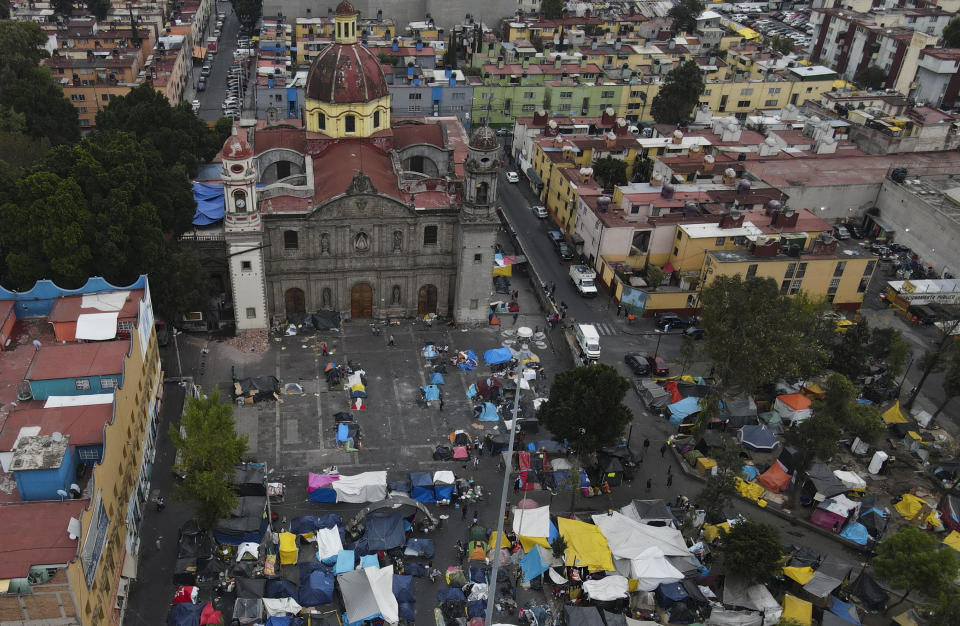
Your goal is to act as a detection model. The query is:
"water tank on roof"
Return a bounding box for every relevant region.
[764,136,776,146]
[661,183,675,198]
[548,120,558,129]
[737,179,752,194]
[724,167,736,178]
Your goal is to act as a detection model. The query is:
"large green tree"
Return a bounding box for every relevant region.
[929,592,960,626]
[854,65,887,90]
[0,21,79,145]
[868,327,911,381]
[697,441,740,522]
[95,84,224,178]
[650,59,704,125]
[944,17,960,48]
[87,0,110,20]
[170,389,249,529]
[874,527,960,609]
[933,351,960,420]
[592,156,628,188]
[817,373,884,442]
[667,0,705,34]
[783,412,841,508]
[541,0,564,20]
[830,318,871,379]
[538,364,632,455]
[719,521,784,584]
[231,0,262,27]
[700,276,828,396]
[51,0,74,17]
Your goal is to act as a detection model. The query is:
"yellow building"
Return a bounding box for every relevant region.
[668,221,766,275]
[699,68,838,115]
[304,3,391,137]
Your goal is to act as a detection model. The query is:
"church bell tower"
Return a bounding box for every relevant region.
[454,126,501,323]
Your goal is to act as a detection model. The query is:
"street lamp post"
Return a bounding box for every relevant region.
[484,361,524,626]
[172,329,184,385]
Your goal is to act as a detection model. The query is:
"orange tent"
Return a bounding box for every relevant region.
[757,460,792,493]
[778,393,811,410]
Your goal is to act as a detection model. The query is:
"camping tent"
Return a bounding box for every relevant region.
[739,425,779,453]
[278,532,298,565]
[802,556,852,599]
[724,395,759,428]
[565,605,606,626]
[338,566,399,624]
[656,581,689,607]
[557,517,615,572]
[483,347,513,366]
[624,546,684,591]
[806,464,848,500]
[477,402,499,421]
[723,578,782,625]
[333,472,387,503]
[757,461,791,493]
[299,569,334,607]
[520,545,551,582]
[845,571,888,612]
[774,394,812,424]
[307,473,339,503]
[826,596,860,625]
[781,595,812,626]
[409,472,436,504]
[364,514,406,551]
[620,499,677,527]
[668,397,700,427]
[839,522,870,545]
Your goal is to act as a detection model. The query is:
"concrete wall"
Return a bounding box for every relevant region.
[775,182,881,223]
[914,67,953,108]
[262,0,516,29]
[874,179,960,275]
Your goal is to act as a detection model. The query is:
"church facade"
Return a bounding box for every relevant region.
[216,0,499,330]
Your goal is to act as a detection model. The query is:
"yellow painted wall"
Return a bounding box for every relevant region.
[545,168,579,234]
[67,309,159,625]
[305,96,391,138]
[645,290,697,311]
[699,77,836,114]
[668,229,743,273]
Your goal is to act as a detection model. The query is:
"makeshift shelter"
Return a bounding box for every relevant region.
[783,566,815,585]
[234,376,281,402]
[338,566,399,624]
[724,395,759,428]
[483,347,513,366]
[476,402,499,421]
[583,575,630,601]
[404,537,434,558]
[262,598,303,617]
[668,397,700,427]
[757,461,791,493]
[624,546,684,591]
[565,605,606,626]
[334,550,355,575]
[432,471,456,502]
[811,498,856,533]
[845,570,888,613]
[512,505,550,538]
[656,582,689,607]
[774,394,812,425]
[805,464,848,501]
[620,499,677,527]
[638,379,671,410]
[265,578,298,599]
[307,473,339,503]
[214,496,267,545]
[409,472,436,504]
[826,596,861,625]
[278,532,298,565]
[364,514,406,551]
[299,569,334,607]
[598,456,625,486]
[332,472,387,503]
[232,598,262,624]
[520,545,551,582]
[168,603,203,626]
[706,610,763,626]
[557,517,615,571]
[894,493,933,521]
[802,556,852,599]
[723,578,782,625]
[739,425,779,453]
[234,465,267,496]
[781,595,812,626]
[859,507,887,539]
[833,470,866,492]
[839,522,870,545]
[882,401,908,424]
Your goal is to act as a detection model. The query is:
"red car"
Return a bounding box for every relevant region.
[644,354,670,375]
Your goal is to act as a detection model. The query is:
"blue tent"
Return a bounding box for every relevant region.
[478,402,499,421]
[393,575,416,603]
[334,550,355,574]
[167,603,202,626]
[291,514,342,535]
[409,472,436,503]
[265,578,298,599]
[668,397,700,423]
[438,588,466,603]
[521,545,550,582]
[466,383,478,399]
[839,521,869,546]
[657,582,689,607]
[741,465,759,481]
[434,480,455,501]
[430,372,445,385]
[191,182,225,226]
[421,385,440,401]
[828,596,861,624]
[299,570,334,606]
[484,347,513,365]
[405,538,435,558]
[336,423,353,444]
[469,567,488,583]
[360,554,379,568]
[363,514,406,551]
[459,350,478,372]
[308,487,337,503]
[552,470,589,489]
[423,345,439,358]
[740,425,779,452]
[399,603,416,621]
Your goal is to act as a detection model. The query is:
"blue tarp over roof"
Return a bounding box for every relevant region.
[363,514,406,551]
[484,347,513,365]
[839,521,869,546]
[409,472,433,488]
[521,545,550,582]
[299,569,334,606]
[828,596,861,624]
[668,396,700,421]
[291,514,342,535]
[192,182,225,226]
[478,402,499,421]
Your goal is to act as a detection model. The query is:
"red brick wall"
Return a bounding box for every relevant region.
[0,568,77,622]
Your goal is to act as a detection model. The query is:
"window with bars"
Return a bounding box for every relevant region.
[790,279,802,295]
[76,378,91,390]
[100,377,117,389]
[784,263,797,279]
[834,261,846,277]
[746,264,758,278]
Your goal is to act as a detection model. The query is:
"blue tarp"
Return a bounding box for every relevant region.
[460,350,478,371]
[266,618,304,626]
[840,521,869,546]
[337,424,351,443]
[393,575,416,603]
[484,347,513,365]
[405,538,435,558]
[422,345,438,358]
[521,546,550,582]
[828,596,861,624]
[553,470,590,489]
[191,182,225,226]
[399,603,416,621]
[363,514,406,551]
[334,550,355,574]
[437,588,466,603]
[668,397,700,421]
[533,440,564,452]
[410,472,436,503]
[308,487,337,503]
[468,601,486,618]
[360,554,380,568]
[430,372,445,385]
[466,383,478,398]
[266,578,298,599]
[657,582,689,606]
[740,425,779,452]
[741,465,759,481]
[299,569,334,606]
[410,472,433,487]
[469,567,488,583]
[421,385,440,401]
[435,483,454,500]
[167,603,202,626]
[478,402,499,421]
[291,514,342,535]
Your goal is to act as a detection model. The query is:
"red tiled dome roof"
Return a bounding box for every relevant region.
[306,42,388,104]
[334,0,357,16]
[222,129,253,159]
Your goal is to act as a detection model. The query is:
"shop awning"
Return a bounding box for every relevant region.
[526,167,544,186]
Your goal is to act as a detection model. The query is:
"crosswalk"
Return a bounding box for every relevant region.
[591,322,619,336]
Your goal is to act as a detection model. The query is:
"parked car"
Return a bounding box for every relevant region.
[191,99,201,113]
[625,353,652,376]
[644,355,670,375]
[506,171,520,183]
[656,312,693,331]
[532,205,548,218]
[556,241,575,261]
[547,230,563,244]
[197,80,206,91]
[847,224,864,239]
[833,225,851,240]
[684,326,705,340]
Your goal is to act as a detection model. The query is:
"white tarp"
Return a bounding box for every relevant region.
[236,542,259,561]
[582,575,630,601]
[512,505,550,538]
[333,472,388,503]
[81,291,129,311]
[723,578,782,626]
[706,609,763,626]
[822,493,860,516]
[433,470,455,485]
[315,526,343,560]
[833,470,866,490]
[627,546,684,591]
[44,394,114,408]
[75,312,119,340]
[339,566,399,624]
[262,597,302,616]
[551,458,572,470]
[592,512,689,559]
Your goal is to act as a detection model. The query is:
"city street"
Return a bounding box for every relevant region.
[190,2,246,122]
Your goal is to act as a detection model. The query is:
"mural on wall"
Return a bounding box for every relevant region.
[620,285,648,316]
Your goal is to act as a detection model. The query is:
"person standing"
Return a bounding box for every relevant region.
[666,466,673,487]
[473,456,480,469]
[439,396,444,411]
[321,342,328,356]
[660,443,668,457]
[512,313,519,325]
[645,478,652,493]
[388,335,395,346]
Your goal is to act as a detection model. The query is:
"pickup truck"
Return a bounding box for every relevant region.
[569,264,598,297]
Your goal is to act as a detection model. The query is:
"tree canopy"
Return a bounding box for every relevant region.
[170,389,249,529]
[650,60,705,125]
[719,521,784,584]
[538,364,632,454]
[816,373,884,442]
[87,0,110,20]
[667,0,705,34]
[934,350,960,419]
[541,0,564,20]
[592,156,628,188]
[768,35,795,55]
[944,17,960,48]
[874,526,959,607]
[231,0,262,28]
[700,276,828,395]
[854,65,887,90]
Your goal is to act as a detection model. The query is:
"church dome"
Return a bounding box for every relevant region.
[305,40,389,104]
[334,0,356,15]
[470,126,499,151]
[222,127,253,160]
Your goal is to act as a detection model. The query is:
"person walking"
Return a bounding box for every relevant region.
[645,478,652,492]
[388,334,395,347]
[472,511,479,527]
[473,456,480,469]
[666,466,673,487]
[660,443,668,457]
[321,342,328,356]
[512,313,519,325]
[439,396,444,411]
[156,496,165,512]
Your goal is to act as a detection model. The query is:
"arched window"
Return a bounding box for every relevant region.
[233,190,248,213]
[337,23,341,38]
[284,230,299,250]
[476,182,489,204]
[317,112,325,130]
[345,115,356,133]
[373,110,380,128]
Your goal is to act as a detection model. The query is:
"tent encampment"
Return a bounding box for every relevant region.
[774,394,812,425]
[557,517,615,571]
[781,595,812,625]
[620,499,677,527]
[845,570,888,613]
[299,568,334,607]
[802,556,852,599]
[278,532,298,565]
[757,461,791,493]
[409,472,436,504]
[723,578,782,625]
[364,514,406,551]
[583,575,630,601]
[739,425,779,453]
[332,472,387,503]
[338,566,399,624]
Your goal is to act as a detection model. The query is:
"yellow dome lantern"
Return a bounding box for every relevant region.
[334,0,358,44]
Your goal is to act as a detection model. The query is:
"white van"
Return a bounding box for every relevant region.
[575,324,601,361]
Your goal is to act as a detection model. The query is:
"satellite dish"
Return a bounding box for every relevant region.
[56,489,68,501]
[52,432,63,442]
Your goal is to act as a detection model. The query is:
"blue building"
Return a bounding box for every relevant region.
[24,342,129,401]
[10,434,77,501]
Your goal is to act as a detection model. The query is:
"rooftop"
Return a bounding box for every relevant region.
[708,238,877,263]
[0,500,87,578]
[745,151,960,189]
[681,221,764,239]
[10,434,69,471]
[26,341,128,382]
[744,207,832,234]
[892,173,960,226]
[0,401,114,451]
[48,289,142,323]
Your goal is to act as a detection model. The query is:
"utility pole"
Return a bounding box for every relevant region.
[484,361,523,626]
